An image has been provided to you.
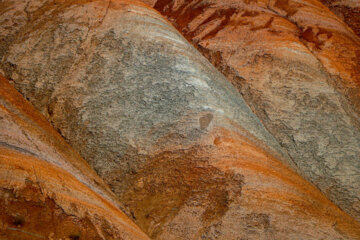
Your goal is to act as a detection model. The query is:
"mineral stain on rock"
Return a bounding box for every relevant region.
[119,147,244,238]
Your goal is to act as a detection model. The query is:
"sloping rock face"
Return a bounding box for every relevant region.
[1,0,360,239]
[146,0,360,222]
[0,76,149,240]
[320,0,360,37]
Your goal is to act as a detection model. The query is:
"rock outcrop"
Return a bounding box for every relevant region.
[146,0,360,222]
[320,0,360,37]
[1,0,360,239]
[0,76,149,239]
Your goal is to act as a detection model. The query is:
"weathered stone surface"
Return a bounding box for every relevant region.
[320,0,360,37]
[1,0,360,239]
[146,0,360,222]
[0,76,149,239]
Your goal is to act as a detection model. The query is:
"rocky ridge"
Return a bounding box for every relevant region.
[0,0,360,239]
[146,0,360,221]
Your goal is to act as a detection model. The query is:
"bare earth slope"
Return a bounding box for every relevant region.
[0,76,149,240]
[145,0,360,222]
[0,0,360,239]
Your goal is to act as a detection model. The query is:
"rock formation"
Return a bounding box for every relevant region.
[146,0,360,222]
[0,0,360,239]
[320,0,360,37]
[0,76,149,239]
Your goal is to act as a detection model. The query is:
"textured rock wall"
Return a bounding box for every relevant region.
[0,76,149,240]
[146,0,360,222]
[1,0,360,239]
[320,0,360,37]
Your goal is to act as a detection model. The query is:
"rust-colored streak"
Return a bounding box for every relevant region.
[250,16,274,31]
[153,0,173,12]
[274,0,298,16]
[153,0,213,40]
[201,8,238,40]
[174,1,209,30]
[153,0,238,41]
[244,0,258,4]
[241,11,260,17]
